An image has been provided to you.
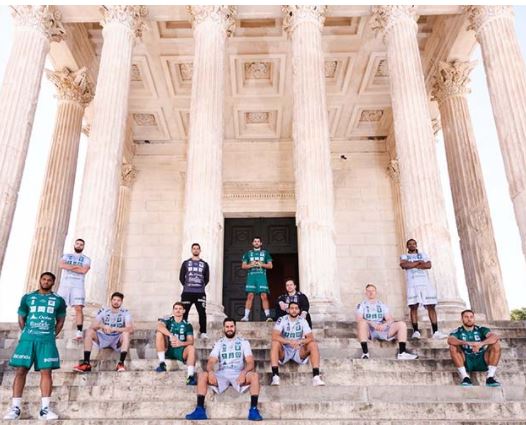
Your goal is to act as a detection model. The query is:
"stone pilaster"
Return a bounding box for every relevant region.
[371,6,465,314]
[432,60,508,319]
[180,6,235,317]
[76,6,147,307]
[0,6,65,271]
[283,6,342,318]
[26,67,93,291]
[466,6,526,261]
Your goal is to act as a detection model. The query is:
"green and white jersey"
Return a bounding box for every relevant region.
[210,336,252,372]
[356,299,390,323]
[18,291,66,341]
[242,249,272,286]
[160,316,193,341]
[450,325,491,355]
[274,315,311,340]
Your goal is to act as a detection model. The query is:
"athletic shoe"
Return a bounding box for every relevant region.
[200,333,209,340]
[248,406,263,421]
[185,406,208,420]
[312,376,325,386]
[411,330,421,339]
[397,351,418,360]
[432,330,448,339]
[486,377,501,387]
[3,406,21,420]
[270,375,280,386]
[460,376,473,386]
[265,317,273,323]
[155,362,167,372]
[39,407,58,420]
[240,316,249,322]
[186,374,197,386]
[73,362,91,373]
[115,362,126,372]
[73,330,83,341]
[361,353,369,359]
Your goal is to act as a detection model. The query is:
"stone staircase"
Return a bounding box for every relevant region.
[1,320,526,424]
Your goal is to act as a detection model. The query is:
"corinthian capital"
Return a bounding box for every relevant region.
[101,5,148,38]
[431,60,475,104]
[188,6,237,36]
[465,6,514,34]
[11,5,65,42]
[46,67,94,106]
[370,5,416,37]
[121,163,137,187]
[282,5,327,35]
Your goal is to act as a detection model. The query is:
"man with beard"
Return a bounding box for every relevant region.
[274,279,312,327]
[57,238,91,341]
[185,317,263,421]
[270,302,325,386]
[4,272,66,420]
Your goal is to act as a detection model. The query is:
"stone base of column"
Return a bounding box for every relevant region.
[309,298,345,322]
[186,303,225,329]
[436,298,467,321]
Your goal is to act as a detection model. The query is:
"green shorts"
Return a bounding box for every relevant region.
[465,352,488,372]
[166,346,185,362]
[9,339,60,371]
[245,278,269,294]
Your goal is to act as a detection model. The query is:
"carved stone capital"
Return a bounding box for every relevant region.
[465,6,514,34]
[101,6,148,38]
[386,159,400,182]
[282,5,327,35]
[431,60,475,104]
[11,5,65,42]
[188,6,237,36]
[46,67,94,106]
[121,163,137,187]
[370,5,417,37]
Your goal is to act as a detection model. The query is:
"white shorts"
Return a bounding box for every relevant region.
[210,369,250,394]
[94,331,122,351]
[368,324,395,341]
[57,285,85,306]
[407,285,437,306]
[279,344,309,365]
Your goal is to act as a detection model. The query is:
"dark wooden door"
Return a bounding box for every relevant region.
[223,218,298,321]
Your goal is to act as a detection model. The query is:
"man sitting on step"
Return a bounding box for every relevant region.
[270,301,325,386]
[154,301,197,385]
[73,292,133,373]
[185,317,263,421]
[448,309,501,387]
[356,283,418,360]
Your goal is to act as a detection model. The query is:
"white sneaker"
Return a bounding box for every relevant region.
[270,375,280,386]
[200,333,209,340]
[39,406,58,420]
[73,330,83,341]
[240,316,249,322]
[411,330,421,340]
[3,406,21,420]
[432,330,448,339]
[361,353,369,359]
[397,351,418,360]
[312,376,325,386]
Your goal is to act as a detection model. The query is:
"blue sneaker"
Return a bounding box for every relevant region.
[248,406,263,421]
[185,406,208,420]
[155,362,167,372]
[186,374,197,385]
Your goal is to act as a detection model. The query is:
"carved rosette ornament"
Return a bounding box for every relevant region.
[431,60,475,104]
[465,6,514,35]
[370,5,417,37]
[11,5,65,42]
[101,5,148,38]
[121,163,137,187]
[282,5,327,35]
[188,6,237,36]
[46,67,94,106]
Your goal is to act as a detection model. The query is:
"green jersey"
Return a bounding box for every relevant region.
[18,291,66,341]
[450,325,491,355]
[160,316,193,342]
[242,249,272,286]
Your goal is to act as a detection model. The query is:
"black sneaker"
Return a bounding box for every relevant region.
[155,362,167,372]
[486,377,501,387]
[460,376,473,386]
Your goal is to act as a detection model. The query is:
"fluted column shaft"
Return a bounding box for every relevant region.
[371,6,464,311]
[466,6,526,260]
[76,6,147,307]
[284,6,341,316]
[0,6,64,271]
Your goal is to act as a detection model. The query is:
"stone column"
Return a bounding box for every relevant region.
[283,6,342,318]
[180,6,235,318]
[371,6,465,314]
[432,60,508,320]
[76,6,147,308]
[466,6,526,260]
[0,6,64,271]
[26,67,93,291]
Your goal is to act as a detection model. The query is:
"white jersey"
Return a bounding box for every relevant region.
[60,253,91,288]
[356,299,390,323]
[95,307,132,334]
[400,251,431,288]
[274,315,312,340]
[210,336,252,372]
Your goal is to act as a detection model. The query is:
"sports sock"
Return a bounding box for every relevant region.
[360,342,368,354]
[271,366,279,377]
[312,368,320,377]
[264,309,270,317]
[77,324,83,332]
[157,352,166,363]
[431,322,438,333]
[197,395,205,408]
[11,398,21,408]
[412,323,419,333]
[250,395,259,408]
[41,397,50,409]
[399,342,406,353]
[119,351,127,363]
[188,366,195,377]
[83,351,91,364]
[244,309,250,318]
[487,365,497,378]
[457,367,469,379]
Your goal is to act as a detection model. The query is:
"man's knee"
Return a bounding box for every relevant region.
[489,340,501,352]
[409,304,419,311]
[249,372,259,384]
[74,305,83,312]
[15,367,28,377]
[260,293,268,300]
[247,293,254,300]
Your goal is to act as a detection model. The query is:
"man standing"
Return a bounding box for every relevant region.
[57,238,91,341]
[274,279,312,327]
[3,272,66,421]
[179,243,209,339]
[448,309,501,387]
[185,318,263,421]
[154,302,197,385]
[270,302,324,386]
[73,292,133,372]
[400,239,447,340]
[241,236,273,322]
[356,284,418,360]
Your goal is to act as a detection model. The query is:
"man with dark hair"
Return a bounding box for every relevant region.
[154,302,197,384]
[185,317,263,421]
[179,243,210,339]
[241,236,273,322]
[58,238,91,341]
[73,292,133,373]
[4,272,66,420]
[274,279,312,327]
[448,309,501,387]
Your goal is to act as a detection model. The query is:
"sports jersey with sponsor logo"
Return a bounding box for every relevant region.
[160,316,193,341]
[180,259,209,294]
[95,307,132,335]
[400,252,431,288]
[60,253,91,288]
[274,315,311,340]
[450,325,491,355]
[18,291,66,341]
[242,249,272,286]
[210,336,252,372]
[356,299,390,323]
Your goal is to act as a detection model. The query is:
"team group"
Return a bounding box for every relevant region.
[3,237,502,421]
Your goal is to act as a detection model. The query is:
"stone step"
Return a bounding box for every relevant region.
[1,421,526,425]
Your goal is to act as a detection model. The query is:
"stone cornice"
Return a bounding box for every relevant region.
[465,6,514,34]
[46,67,94,106]
[431,60,475,104]
[282,5,327,35]
[121,163,137,187]
[223,182,294,200]
[188,6,237,37]
[101,5,148,39]
[11,5,65,42]
[370,5,417,37]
